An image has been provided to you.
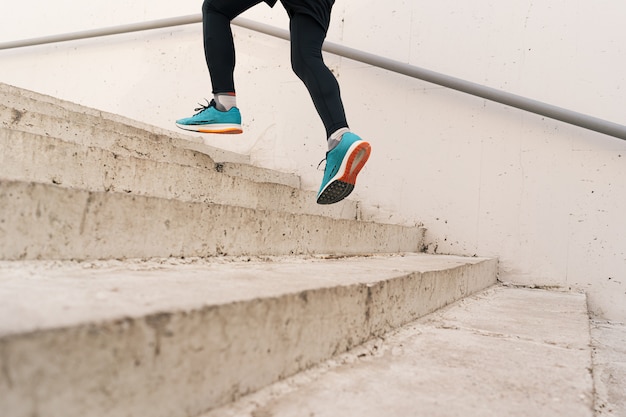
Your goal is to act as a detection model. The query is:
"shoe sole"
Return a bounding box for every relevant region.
[175,123,243,134]
[317,141,371,205]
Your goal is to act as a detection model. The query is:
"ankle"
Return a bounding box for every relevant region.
[327,127,350,151]
[214,93,237,111]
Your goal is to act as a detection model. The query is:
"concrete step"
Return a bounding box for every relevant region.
[0,82,300,189]
[1,85,232,171]
[0,128,359,220]
[0,253,498,417]
[0,179,423,260]
[205,286,595,417]
[590,320,626,416]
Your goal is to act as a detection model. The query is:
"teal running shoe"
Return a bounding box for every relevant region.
[176,100,242,134]
[317,132,371,205]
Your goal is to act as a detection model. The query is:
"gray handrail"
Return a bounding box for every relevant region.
[1,14,625,141]
[0,15,202,49]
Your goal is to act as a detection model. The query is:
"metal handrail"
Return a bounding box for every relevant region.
[1,14,625,140]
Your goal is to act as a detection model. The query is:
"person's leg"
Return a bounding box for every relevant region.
[287,11,371,205]
[289,13,348,141]
[176,0,261,134]
[203,0,262,104]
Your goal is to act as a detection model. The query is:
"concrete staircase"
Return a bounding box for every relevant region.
[0,83,603,417]
[0,83,422,260]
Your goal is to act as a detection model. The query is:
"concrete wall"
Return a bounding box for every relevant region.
[1,0,625,320]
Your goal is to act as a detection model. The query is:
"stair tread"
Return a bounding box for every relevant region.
[204,286,594,417]
[0,253,491,336]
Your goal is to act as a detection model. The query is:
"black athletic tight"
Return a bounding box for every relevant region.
[202,0,348,137]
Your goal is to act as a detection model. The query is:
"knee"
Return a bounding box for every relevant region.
[290,50,306,80]
[291,48,319,81]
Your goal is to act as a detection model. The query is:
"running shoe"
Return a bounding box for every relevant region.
[175,100,242,134]
[317,132,371,205]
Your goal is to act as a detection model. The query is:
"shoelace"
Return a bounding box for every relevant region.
[317,148,334,170]
[193,99,216,115]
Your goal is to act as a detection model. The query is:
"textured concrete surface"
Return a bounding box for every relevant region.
[0,82,308,199]
[0,80,376,242]
[0,127,358,220]
[0,254,496,417]
[205,286,594,417]
[0,100,302,190]
[215,161,301,189]
[0,179,424,260]
[0,82,250,166]
[591,320,626,416]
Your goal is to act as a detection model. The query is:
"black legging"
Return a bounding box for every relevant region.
[202,0,348,137]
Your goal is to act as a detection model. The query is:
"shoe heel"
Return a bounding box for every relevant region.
[345,142,371,183]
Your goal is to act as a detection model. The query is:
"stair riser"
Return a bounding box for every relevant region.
[1,180,423,260]
[0,129,358,220]
[0,260,497,417]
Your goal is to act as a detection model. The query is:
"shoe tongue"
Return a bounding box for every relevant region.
[211,99,229,112]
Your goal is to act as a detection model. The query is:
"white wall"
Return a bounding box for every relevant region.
[2,1,625,319]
